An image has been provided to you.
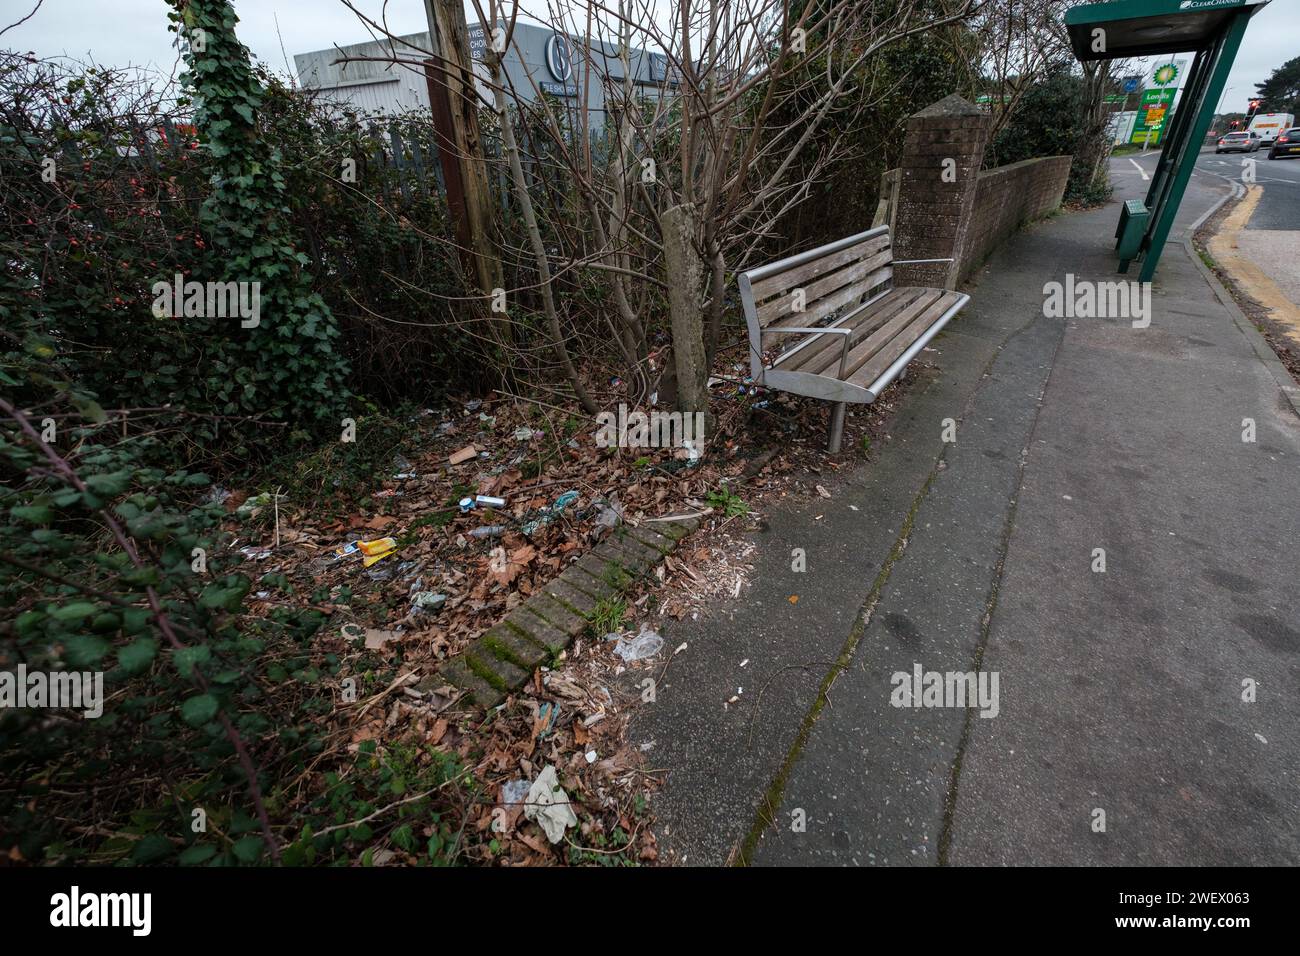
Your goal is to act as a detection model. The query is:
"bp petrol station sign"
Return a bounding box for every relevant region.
[1130,58,1186,145]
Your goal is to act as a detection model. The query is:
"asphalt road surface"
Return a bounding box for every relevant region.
[1125,145,1300,230]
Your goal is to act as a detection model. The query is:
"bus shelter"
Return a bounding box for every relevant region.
[1065,0,1270,281]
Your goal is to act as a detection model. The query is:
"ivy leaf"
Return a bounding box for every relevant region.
[173,645,211,678]
[122,607,151,635]
[63,634,111,667]
[178,844,217,866]
[51,601,97,623]
[199,576,250,612]
[180,693,219,726]
[117,638,159,675]
[231,835,264,864]
[131,834,174,864]
[70,394,108,424]
[85,471,132,497]
[14,610,45,638]
[10,504,52,524]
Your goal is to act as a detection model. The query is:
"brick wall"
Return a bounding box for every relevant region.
[959,155,1072,281]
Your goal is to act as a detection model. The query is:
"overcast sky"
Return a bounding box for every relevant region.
[4,0,1297,113]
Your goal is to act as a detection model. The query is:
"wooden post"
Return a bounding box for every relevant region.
[422,0,504,340]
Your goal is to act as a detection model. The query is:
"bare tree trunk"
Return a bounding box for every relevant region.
[487,56,597,415]
[662,202,709,426]
[703,227,726,369]
[1076,58,1121,193]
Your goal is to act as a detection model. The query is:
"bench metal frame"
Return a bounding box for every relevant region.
[738,225,970,452]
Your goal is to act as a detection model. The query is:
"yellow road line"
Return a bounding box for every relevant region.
[1206,185,1300,348]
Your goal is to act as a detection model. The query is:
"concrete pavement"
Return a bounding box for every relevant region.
[635,155,1300,866]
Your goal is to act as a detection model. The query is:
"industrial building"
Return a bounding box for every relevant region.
[293,20,675,129]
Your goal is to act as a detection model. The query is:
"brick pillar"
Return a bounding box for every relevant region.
[892,94,991,290]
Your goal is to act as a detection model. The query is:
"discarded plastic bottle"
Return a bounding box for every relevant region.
[469,525,504,538]
[461,495,507,512]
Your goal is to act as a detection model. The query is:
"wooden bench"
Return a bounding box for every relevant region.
[738,225,969,452]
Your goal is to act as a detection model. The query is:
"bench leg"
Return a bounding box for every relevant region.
[827,402,847,454]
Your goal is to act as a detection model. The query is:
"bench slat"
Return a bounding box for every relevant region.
[848,290,964,388]
[815,289,941,379]
[755,248,894,327]
[777,288,922,374]
[748,233,890,307]
[762,264,895,338]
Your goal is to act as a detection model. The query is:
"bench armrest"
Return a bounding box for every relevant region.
[762,326,853,378]
[762,326,852,336]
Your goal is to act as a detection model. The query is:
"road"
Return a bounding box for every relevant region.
[1193,145,1300,230]
[1123,144,1300,231]
[1129,146,1300,306]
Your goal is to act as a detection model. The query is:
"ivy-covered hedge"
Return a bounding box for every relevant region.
[168,0,351,429]
[0,0,478,865]
[1,41,486,462]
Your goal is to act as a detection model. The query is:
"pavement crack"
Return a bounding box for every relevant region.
[936,308,1067,865]
[734,309,1052,866]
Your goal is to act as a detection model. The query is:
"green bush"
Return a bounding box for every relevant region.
[0,381,472,865]
[0,42,488,467]
[988,68,1113,208]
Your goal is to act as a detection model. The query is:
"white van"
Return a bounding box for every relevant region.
[1248,113,1296,145]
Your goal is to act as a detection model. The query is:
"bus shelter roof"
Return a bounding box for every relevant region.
[1066,0,1268,61]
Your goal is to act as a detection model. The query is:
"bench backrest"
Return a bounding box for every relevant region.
[738,225,895,380]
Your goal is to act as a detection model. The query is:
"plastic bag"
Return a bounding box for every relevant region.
[614,623,664,662]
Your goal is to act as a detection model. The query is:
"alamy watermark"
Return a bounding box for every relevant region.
[595,403,705,457]
[151,273,260,328]
[0,665,103,719]
[50,886,151,936]
[890,663,999,718]
[1043,274,1151,328]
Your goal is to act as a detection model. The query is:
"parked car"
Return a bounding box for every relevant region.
[1216,131,1260,153]
[1267,128,1300,160]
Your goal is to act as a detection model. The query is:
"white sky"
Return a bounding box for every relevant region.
[4,0,1296,113]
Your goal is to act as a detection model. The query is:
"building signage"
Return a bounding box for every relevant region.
[468,24,487,61]
[539,81,579,97]
[545,34,573,82]
[1148,58,1188,89]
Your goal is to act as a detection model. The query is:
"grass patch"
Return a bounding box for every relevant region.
[706,484,749,518]
[587,596,627,636]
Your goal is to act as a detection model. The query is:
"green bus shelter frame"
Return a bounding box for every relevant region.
[1065,0,1269,282]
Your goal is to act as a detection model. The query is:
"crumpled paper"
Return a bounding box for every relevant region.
[523,765,578,844]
